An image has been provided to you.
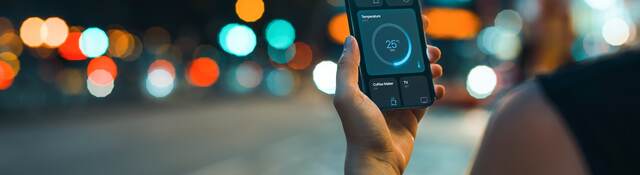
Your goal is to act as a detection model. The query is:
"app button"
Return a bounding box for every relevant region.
[399,76,432,106]
[369,78,401,108]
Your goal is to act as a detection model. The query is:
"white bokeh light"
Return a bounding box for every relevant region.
[87,70,114,98]
[313,61,337,95]
[146,69,175,98]
[466,66,497,99]
[585,0,615,10]
[602,18,630,46]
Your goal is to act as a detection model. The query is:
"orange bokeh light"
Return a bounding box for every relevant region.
[43,17,69,47]
[288,42,313,70]
[0,52,19,79]
[19,17,46,47]
[0,32,24,56]
[236,0,265,23]
[149,59,176,78]
[187,57,220,87]
[328,13,350,44]
[87,56,118,79]
[59,32,87,61]
[108,29,135,59]
[424,8,481,40]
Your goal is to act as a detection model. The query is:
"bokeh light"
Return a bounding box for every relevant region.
[265,68,295,97]
[236,61,263,89]
[424,8,481,40]
[265,19,296,49]
[42,17,69,47]
[328,13,349,44]
[80,27,109,58]
[59,32,87,61]
[0,17,14,35]
[602,18,630,46]
[87,69,115,98]
[19,17,46,47]
[124,35,143,61]
[187,57,220,87]
[494,10,523,33]
[1,32,24,56]
[87,56,118,79]
[236,0,265,22]
[146,59,176,98]
[466,65,497,99]
[477,26,521,61]
[56,68,84,95]
[312,60,337,95]
[0,52,19,79]
[143,27,171,55]
[585,0,615,10]
[146,69,175,98]
[149,59,176,78]
[268,44,296,64]
[287,42,313,70]
[0,59,14,90]
[108,29,135,59]
[226,61,263,94]
[219,23,257,57]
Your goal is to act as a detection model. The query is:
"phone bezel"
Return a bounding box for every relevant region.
[344,0,436,110]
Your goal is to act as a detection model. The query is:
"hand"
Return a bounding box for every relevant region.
[333,36,444,175]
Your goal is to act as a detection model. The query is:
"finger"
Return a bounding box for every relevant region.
[412,109,427,122]
[336,36,361,94]
[430,64,443,79]
[422,15,430,30]
[435,85,445,100]
[427,45,441,63]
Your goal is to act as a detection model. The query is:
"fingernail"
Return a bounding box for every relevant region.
[344,37,352,48]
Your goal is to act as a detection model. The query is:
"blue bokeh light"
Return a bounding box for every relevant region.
[80,27,109,58]
[218,23,257,57]
[265,19,296,50]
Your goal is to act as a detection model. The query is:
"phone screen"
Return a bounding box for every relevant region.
[346,0,435,109]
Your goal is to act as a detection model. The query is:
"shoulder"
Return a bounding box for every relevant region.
[470,81,589,175]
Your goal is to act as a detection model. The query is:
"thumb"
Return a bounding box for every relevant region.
[336,36,361,95]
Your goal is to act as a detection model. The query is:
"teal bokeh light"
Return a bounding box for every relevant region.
[80,27,109,58]
[218,23,257,57]
[267,45,296,64]
[265,19,296,50]
[265,68,294,97]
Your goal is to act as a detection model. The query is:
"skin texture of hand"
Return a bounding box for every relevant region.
[334,36,444,175]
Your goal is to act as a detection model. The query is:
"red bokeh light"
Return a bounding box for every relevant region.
[288,42,313,70]
[59,32,88,61]
[187,57,220,87]
[0,61,14,90]
[87,56,118,79]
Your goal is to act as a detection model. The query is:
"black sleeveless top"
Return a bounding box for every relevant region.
[538,50,640,174]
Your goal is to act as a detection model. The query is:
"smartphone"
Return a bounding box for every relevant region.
[345,0,436,110]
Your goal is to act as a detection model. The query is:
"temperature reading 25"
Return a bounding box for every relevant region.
[385,40,399,50]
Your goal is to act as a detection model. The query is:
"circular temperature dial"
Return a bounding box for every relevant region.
[371,23,412,67]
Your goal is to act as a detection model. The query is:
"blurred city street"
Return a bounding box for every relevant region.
[0,89,489,175]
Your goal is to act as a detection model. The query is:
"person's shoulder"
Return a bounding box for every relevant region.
[470,81,589,175]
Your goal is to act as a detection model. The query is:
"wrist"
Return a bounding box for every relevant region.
[345,147,404,175]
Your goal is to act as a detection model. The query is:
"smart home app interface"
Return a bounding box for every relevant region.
[351,0,433,109]
[357,8,425,76]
